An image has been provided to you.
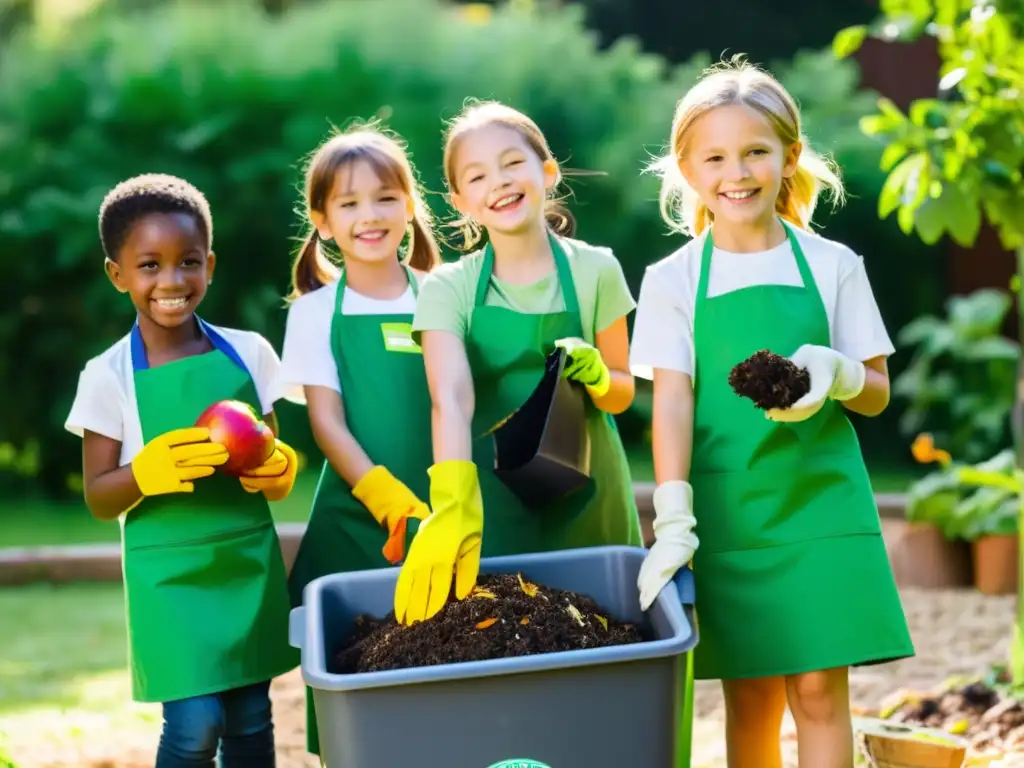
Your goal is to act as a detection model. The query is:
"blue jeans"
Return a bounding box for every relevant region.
[155,680,276,768]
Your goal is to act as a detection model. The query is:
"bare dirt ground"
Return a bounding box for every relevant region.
[6,587,1016,768]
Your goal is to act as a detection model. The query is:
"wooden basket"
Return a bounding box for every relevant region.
[856,718,967,768]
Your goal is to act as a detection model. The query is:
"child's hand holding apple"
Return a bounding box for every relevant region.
[194,400,299,501]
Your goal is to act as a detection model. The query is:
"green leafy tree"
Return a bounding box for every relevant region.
[834,0,1023,252]
[834,0,1024,685]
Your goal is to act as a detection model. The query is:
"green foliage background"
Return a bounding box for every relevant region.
[0,0,944,495]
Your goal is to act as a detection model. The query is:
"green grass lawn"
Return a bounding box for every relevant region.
[0,583,129,715]
[0,581,163,764]
[0,471,321,550]
[0,450,921,550]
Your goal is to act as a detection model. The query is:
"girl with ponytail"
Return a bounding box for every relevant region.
[631,58,913,767]
[275,122,441,759]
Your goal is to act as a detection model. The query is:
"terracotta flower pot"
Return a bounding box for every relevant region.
[972,533,1019,595]
[886,521,972,589]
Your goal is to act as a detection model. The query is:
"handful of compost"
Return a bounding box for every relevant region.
[728,350,811,411]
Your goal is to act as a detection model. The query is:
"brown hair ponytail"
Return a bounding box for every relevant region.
[288,230,340,301]
[406,210,441,272]
[545,200,575,239]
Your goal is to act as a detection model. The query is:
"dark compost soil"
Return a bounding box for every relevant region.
[883,678,1024,754]
[332,573,648,674]
[728,349,811,410]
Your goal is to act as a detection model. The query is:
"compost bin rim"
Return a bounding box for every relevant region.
[298,626,695,692]
[294,545,697,693]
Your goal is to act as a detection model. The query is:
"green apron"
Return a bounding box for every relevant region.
[465,234,642,556]
[288,268,431,756]
[689,223,915,680]
[124,317,297,704]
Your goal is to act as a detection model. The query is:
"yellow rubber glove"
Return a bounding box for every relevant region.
[394,460,483,625]
[131,427,229,497]
[554,337,610,398]
[352,465,431,564]
[239,439,299,502]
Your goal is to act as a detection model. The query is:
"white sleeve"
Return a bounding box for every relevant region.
[64,361,125,441]
[629,265,694,380]
[832,255,895,362]
[246,334,286,415]
[274,296,340,406]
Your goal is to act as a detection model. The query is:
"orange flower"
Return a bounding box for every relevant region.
[911,433,952,466]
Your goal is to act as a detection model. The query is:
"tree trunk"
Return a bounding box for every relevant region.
[1010,245,1024,689]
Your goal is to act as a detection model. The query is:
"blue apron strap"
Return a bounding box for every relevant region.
[129,321,149,371]
[130,317,252,379]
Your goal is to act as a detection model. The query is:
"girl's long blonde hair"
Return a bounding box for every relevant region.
[288,122,440,300]
[649,57,845,237]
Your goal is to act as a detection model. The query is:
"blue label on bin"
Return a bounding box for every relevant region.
[487,761,552,768]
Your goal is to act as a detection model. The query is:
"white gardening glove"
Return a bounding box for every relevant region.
[638,480,698,611]
[765,344,866,423]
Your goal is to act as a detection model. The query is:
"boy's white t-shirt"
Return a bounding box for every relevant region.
[64,325,283,467]
[273,279,417,406]
[629,227,894,380]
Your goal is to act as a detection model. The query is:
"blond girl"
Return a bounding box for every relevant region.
[631,59,914,767]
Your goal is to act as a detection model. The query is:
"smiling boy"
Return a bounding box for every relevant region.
[65,173,300,768]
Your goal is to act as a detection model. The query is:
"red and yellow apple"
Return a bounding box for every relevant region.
[194,400,276,476]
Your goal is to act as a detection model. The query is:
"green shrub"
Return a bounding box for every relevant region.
[0,0,927,493]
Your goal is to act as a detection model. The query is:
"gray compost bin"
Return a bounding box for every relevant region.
[289,545,697,768]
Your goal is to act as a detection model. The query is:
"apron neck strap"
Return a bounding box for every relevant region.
[696,231,715,301]
[784,223,814,288]
[697,218,813,300]
[336,265,418,311]
[130,316,249,374]
[405,265,420,298]
[474,232,580,315]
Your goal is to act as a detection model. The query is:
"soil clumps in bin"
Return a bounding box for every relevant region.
[333,573,647,673]
[728,349,811,410]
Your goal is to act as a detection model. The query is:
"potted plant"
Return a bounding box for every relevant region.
[888,289,1018,590]
[956,450,1020,596]
[910,437,1019,595]
[902,434,973,588]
